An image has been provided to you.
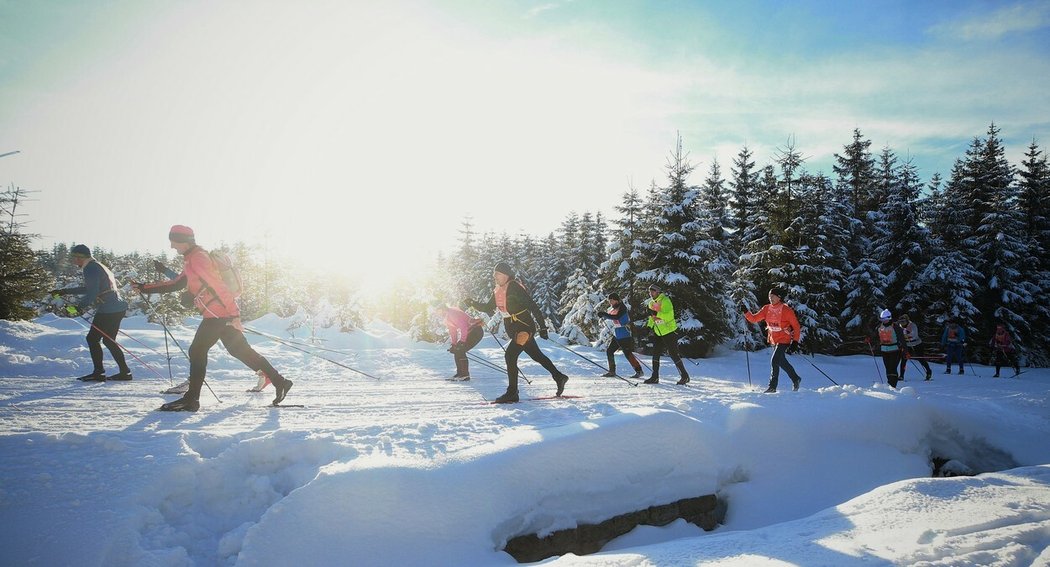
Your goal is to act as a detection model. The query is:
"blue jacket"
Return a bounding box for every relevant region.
[941,325,967,346]
[62,260,128,314]
[599,303,632,340]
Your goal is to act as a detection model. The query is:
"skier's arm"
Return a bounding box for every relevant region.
[465,297,495,314]
[137,273,188,295]
[743,305,767,324]
[76,263,102,310]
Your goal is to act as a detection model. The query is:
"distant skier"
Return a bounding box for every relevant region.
[988,323,1021,378]
[743,287,802,393]
[443,305,483,380]
[597,292,644,379]
[465,261,567,403]
[643,284,690,385]
[132,225,293,410]
[50,244,132,381]
[941,319,967,375]
[874,309,906,388]
[897,314,932,381]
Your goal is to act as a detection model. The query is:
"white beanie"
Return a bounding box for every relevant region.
[880,309,892,321]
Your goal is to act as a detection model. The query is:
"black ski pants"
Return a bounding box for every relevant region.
[769,343,801,390]
[651,331,688,380]
[87,310,129,374]
[606,337,641,372]
[505,331,561,392]
[881,349,901,388]
[452,326,484,376]
[186,317,282,401]
[899,343,931,379]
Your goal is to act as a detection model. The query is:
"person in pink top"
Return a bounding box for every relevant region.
[133,225,293,411]
[444,305,483,380]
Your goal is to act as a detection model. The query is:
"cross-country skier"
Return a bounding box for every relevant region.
[874,309,906,388]
[743,287,802,393]
[465,261,568,403]
[643,284,690,385]
[598,292,644,379]
[131,225,292,410]
[941,319,967,375]
[897,314,933,381]
[51,244,132,381]
[443,305,483,380]
[988,323,1021,377]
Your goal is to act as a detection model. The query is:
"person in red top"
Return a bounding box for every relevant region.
[743,287,803,393]
[132,225,293,411]
[988,323,1021,377]
[443,305,483,380]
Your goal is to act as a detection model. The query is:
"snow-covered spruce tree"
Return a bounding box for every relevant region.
[529,232,562,329]
[1017,141,1050,363]
[599,185,645,300]
[789,173,847,352]
[693,158,734,349]
[738,164,779,312]
[634,133,716,356]
[727,145,763,348]
[558,268,603,345]
[873,154,932,317]
[833,128,879,221]
[0,188,52,320]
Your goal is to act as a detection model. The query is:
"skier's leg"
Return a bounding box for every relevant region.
[85,317,105,373]
[186,319,224,400]
[96,311,130,373]
[664,332,689,383]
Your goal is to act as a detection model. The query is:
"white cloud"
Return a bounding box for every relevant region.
[928,1,1050,41]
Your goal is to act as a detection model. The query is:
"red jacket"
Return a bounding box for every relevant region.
[141,246,239,318]
[745,303,801,345]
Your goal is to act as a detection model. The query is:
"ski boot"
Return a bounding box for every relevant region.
[108,370,133,381]
[555,373,568,396]
[159,396,200,412]
[494,390,519,404]
[272,378,294,406]
[78,371,106,382]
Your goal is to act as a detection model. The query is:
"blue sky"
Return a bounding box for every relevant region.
[1,0,1048,288]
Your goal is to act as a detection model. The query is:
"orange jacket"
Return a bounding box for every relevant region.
[141,246,239,318]
[745,303,801,345]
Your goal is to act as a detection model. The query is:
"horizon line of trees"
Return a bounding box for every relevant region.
[434,123,1050,365]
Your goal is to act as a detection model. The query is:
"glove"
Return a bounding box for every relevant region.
[740,304,749,314]
[63,305,80,318]
[864,336,871,344]
[538,328,549,340]
[153,260,167,273]
[787,341,800,355]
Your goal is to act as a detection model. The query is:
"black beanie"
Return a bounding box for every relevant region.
[769,286,786,299]
[494,261,514,278]
[71,244,91,258]
[608,292,621,301]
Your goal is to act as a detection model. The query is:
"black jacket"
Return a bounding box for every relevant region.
[468,279,547,335]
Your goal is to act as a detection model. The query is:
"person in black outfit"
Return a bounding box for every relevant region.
[51,244,133,381]
[466,261,568,403]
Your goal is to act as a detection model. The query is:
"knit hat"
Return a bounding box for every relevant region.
[647,283,661,293]
[880,309,892,321]
[70,244,91,258]
[769,287,785,299]
[608,292,621,301]
[493,261,514,278]
[168,225,195,244]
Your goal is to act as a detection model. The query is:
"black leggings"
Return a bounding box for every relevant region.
[505,332,561,391]
[769,343,801,389]
[452,326,484,375]
[87,310,129,374]
[606,337,641,371]
[651,331,688,379]
[881,350,901,387]
[186,318,281,400]
[899,343,931,378]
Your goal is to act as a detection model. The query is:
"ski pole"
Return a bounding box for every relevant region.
[138,294,190,361]
[465,351,510,374]
[243,326,381,381]
[793,352,839,385]
[547,339,638,386]
[864,336,884,384]
[486,327,531,384]
[743,333,753,389]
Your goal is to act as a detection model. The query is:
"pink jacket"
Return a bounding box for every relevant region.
[445,307,479,344]
[142,246,239,318]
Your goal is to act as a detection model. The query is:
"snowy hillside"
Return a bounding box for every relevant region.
[1,314,1048,566]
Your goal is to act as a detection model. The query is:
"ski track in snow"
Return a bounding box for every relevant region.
[1,314,1049,566]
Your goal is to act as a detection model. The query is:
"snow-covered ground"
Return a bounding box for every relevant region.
[1,314,1048,566]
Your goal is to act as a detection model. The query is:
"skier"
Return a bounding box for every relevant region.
[50,244,132,381]
[940,319,967,375]
[132,225,293,410]
[465,261,567,403]
[597,292,644,379]
[743,287,802,392]
[897,314,933,381]
[444,305,483,380]
[874,309,906,388]
[643,284,690,385]
[988,323,1021,378]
